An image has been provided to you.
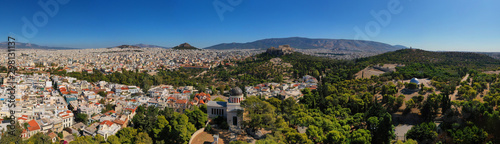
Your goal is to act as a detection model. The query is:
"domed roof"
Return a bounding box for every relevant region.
[230,87,243,96]
[410,78,420,84]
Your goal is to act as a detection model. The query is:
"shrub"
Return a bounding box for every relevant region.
[205,124,212,132]
[408,83,418,89]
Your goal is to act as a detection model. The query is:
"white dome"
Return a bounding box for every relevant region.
[410,78,420,84]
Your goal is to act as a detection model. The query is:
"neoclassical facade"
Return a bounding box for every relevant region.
[207,87,244,128]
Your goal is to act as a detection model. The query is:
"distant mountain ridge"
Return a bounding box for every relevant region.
[113,45,141,49]
[393,45,408,49]
[205,37,403,52]
[2,38,405,52]
[0,42,170,49]
[0,42,77,49]
[110,44,170,49]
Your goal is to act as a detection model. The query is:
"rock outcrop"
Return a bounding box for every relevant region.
[266,45,294,56]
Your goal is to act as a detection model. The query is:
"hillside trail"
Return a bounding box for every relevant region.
[194,70,207,78]
[450,74,469,100]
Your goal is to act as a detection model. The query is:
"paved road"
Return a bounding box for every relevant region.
[395,124,413,142]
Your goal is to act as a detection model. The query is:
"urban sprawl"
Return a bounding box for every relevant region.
[0,48,317,142]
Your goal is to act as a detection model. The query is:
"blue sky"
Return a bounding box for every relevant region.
[1,0,499,52]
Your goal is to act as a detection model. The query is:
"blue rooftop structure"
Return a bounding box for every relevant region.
[65,96,77,103]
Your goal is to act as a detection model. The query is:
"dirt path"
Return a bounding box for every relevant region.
[461,74,470,83]
[355,64,403,79]
[355,67,385,79]
[483,70,500,75]
[191,131,221,144]
[450,74,469,101]
[194,70,207,78]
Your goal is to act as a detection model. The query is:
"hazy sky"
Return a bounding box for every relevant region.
[1,0,499,52]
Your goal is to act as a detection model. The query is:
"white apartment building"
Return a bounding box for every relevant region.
[58,110,74,128]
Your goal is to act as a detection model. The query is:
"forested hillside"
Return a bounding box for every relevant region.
[359,49,499,69]
[238,48,500,143]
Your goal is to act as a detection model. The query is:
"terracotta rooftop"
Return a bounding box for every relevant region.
[195,92,211,97]
[100,120,114,127]
[113,119,127,125]
[48,132,57,139]
[176,99,187,104]
[27,120,40,131]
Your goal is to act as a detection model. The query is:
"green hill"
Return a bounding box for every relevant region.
[172,43,199,50]
[359,49,500,70]
[355,49,500,90]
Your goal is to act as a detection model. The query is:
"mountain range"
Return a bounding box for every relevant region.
[204,37,405,52]
[1,37,405,53]
[0,42,77,50]
[0,42,171,49]
[109,44,170,49]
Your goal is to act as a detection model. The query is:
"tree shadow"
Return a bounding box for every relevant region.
[392,112,423,125]
[401,88,418,95]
